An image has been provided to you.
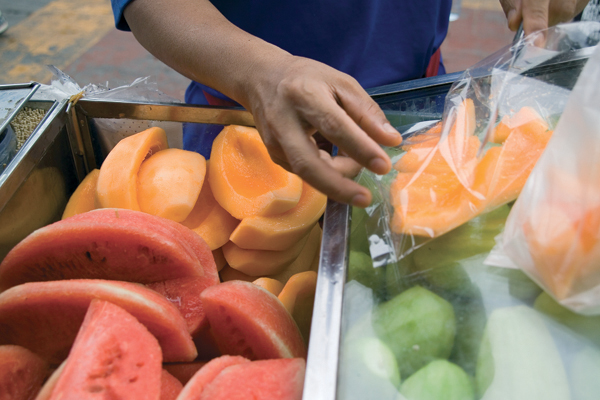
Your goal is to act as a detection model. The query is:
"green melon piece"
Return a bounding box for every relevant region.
[534,291,600,347]
[400,359,474,400]
[476,305,570,400]
[337,336,401,400]
[372,286,456,378]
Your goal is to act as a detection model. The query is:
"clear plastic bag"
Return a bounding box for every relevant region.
[36,66,184,152]
[361,22,600,266]
[499,41,600,315]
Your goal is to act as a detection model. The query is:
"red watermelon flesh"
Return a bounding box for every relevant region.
[48,299,162,400]
[177,355,249,400]
[0,345,49,400]
[162,362,208,386]
[0,279,197,364]
[146,276,221,359]
[200,281,307,360]
[199,358,305,400]
[160,369,183,400]
[0,209,207,292]
[34,361,65,400]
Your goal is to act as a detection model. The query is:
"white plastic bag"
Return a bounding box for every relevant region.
[500,43,600,315]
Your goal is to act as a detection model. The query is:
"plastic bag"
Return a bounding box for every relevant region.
[361,21,600,267]
[499,41,600,315]
[35,66,184,152]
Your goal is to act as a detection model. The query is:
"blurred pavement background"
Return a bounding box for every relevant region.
[0,0,516,101]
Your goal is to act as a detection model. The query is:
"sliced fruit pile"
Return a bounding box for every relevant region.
[0,124,324,399]
[391,100,553,238]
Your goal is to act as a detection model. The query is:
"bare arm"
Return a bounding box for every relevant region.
[123,0,402,208]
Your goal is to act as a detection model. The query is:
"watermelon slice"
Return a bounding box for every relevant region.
[0,345,49,400]
[0,279,197,363]
[48,299,162,400]
[200,281,307,360]
[0,209,216,291]
[35,361,65,400]
[177,355,250,400]
[162,362,208,385]
[160,369,183,400]
[146,276,221,359]
[198,358,306,400]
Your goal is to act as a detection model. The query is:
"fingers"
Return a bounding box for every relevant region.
[338,86,403,148]
[274,120,373,207]
[521,0,551,38]
[499,0,523,31]
[298,91,395,177]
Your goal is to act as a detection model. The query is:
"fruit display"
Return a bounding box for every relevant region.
[340,197,600,400]
[0,124,323,399]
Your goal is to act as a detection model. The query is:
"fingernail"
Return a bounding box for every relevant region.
[369,157,389,174]
[383,122,401,137]
[352,193,370,208]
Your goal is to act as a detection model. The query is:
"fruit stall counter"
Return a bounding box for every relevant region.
[0,41,596,399]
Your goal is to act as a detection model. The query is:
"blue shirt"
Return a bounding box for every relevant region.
[111,0,451,156]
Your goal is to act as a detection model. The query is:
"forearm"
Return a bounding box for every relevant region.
[123,0,291,108]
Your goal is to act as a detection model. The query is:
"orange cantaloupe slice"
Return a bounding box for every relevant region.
[137,148,206,222]
[223,230,311,277]
[230,182,326,251]
[267,224,322,285]
[212,247,227,272]
[209,125,303,219]
[252,278,284,296]
[96,127,169,210]
[525,203,600,300]
[390,169,480,237]
[490,106,547,144]
[278,271,317,345]
[395,99,478,175]
[480,112,553,210]
[390,103,552,238]
[61,169,100,220]
[181,162,240,250]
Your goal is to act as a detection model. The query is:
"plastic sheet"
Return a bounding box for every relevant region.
[38,66,184,151]
[499,41,600,315]
[360,22,600,266]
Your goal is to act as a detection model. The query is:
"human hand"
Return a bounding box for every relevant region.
[500,0,590,39]
[239,55,402,208]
